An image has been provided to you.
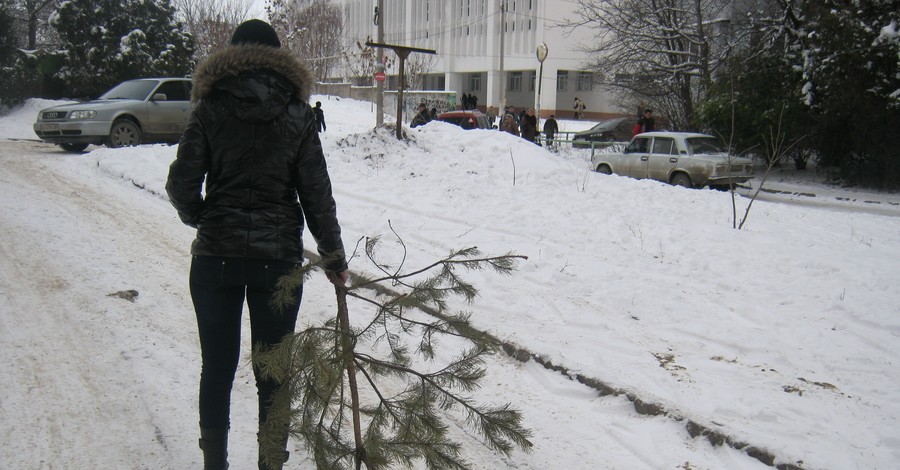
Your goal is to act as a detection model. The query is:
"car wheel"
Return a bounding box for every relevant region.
[59,143,89,152]
[107,119,141,148]
[596,164,612,175]
[671,173,693,188]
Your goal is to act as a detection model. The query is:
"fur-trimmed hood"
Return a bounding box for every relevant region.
[190,44,314,104]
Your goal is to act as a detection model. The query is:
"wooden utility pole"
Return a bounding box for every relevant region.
[375,0,385,127]
[366,41,437,140]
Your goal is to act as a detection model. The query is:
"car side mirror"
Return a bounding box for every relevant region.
[152,93,168,101]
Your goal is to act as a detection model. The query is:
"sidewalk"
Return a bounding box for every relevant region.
[736,166,900,217]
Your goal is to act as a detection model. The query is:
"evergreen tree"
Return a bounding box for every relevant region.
[256,236,533,469]
[0,1,21,106]
[52,0,194,98]
[780,0,900,187]
[697,49,814,168]
[0,2,15,63]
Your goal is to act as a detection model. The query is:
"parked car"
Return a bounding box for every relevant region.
[33,77,193,152]
[591,131,754,189]
[436,110,492,130]
[572,117,632,148]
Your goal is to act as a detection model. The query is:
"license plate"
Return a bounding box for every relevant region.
[41,123,60,132]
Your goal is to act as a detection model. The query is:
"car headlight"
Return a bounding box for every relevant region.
[69,110,97,120]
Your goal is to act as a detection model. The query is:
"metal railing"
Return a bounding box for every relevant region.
[536,132,626,159]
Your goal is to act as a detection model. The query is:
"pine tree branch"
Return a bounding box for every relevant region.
[353,251,527,289]
[353,351,532,455]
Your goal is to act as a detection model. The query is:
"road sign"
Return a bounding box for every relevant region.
[374,72,386,82]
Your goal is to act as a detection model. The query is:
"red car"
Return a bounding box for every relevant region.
[436,110,493,130]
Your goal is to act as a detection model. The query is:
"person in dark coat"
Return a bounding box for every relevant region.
[520,107,538,144]
[543,114,559,148]
[313,101,326,132]
[411,103,431,128]
[165,19,348,470]
[637,108,655,133]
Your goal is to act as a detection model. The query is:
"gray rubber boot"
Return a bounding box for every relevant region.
[199,427,229,470]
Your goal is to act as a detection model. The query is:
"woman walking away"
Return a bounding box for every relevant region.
[166,19,349,470]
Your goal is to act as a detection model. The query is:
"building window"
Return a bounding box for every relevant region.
[557,70,568,92]
[576,72,593,92]
[509,72,522,92]
[469,73,481,92]
[529,71,536,91]
[614,73,634,84]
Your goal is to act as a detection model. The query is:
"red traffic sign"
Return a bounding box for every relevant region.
[374,72,386,82]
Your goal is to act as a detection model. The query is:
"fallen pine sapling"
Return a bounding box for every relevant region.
[255,232,533,469]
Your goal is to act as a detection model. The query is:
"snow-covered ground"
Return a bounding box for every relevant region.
[1,96,898,469]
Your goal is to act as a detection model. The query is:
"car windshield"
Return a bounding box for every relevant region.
[98,80,159,100]
[686,137,725,155]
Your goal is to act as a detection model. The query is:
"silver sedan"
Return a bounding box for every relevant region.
[591,131,754,189]
[33,78,192,152]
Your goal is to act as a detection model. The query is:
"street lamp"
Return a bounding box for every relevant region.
[535,42,548,132]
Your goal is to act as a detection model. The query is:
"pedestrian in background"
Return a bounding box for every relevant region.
[573,97,586,120]
[166,19,348,470]
[313,101,326,132]
[411,102,432,128]
[638,108,655,133]
[543,114,559,149]
[521,107,538,144]
[501,113,520,136]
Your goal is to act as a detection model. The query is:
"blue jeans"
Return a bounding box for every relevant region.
[189,255,302,429]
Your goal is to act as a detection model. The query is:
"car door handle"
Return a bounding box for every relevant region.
[669,158,678,163]
[641,156,649,161]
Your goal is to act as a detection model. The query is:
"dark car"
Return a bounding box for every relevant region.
[33,77,193,152]
[572,117,632,148]
[436,110,492,130]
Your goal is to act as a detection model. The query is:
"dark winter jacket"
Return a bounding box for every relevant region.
[314,106,326,132]
[166,44,347,272]
[521,114,538,143]
[543,118,559,139]
[410,109,431,128]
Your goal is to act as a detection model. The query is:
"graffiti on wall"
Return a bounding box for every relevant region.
[384,91,458,122]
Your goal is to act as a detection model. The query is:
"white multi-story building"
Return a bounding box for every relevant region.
[339,0,624,120]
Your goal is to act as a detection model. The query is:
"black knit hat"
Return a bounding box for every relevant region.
[230,19,281,48]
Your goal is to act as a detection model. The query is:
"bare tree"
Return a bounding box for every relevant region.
[565,0,776,130]
[342,38,375,85]
[405,52,437,90]
[267,0,343,82]
[7,0,58,49]
[174,0,255,61]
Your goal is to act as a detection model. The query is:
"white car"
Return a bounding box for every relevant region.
[33,77,192,152]
[591,131,754,189]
